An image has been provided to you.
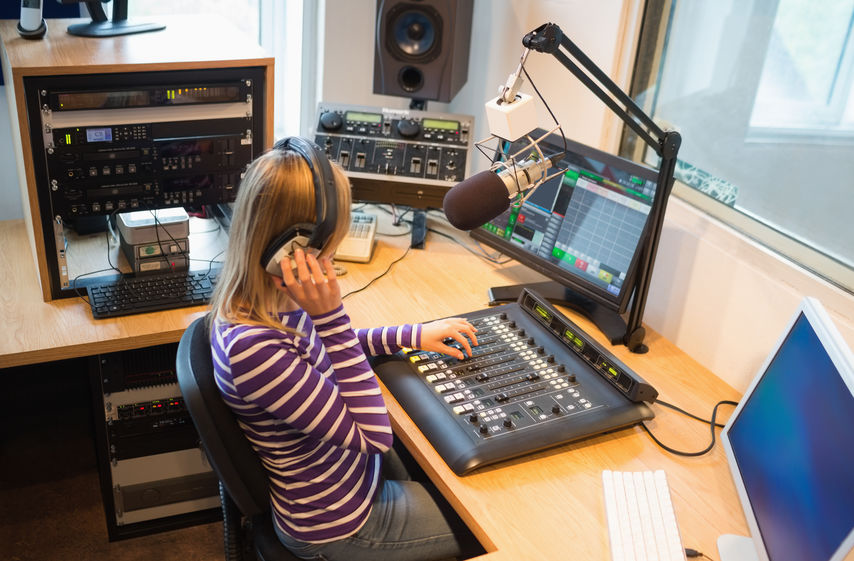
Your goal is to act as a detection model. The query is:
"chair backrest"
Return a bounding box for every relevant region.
[176,316,271,517]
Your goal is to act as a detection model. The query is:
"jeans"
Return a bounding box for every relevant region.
[274,448,475,561]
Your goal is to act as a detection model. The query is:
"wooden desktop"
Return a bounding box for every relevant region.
[0,208,748,560]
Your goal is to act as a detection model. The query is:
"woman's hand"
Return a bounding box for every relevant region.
[272,248,342,316]
[419,317,478,360]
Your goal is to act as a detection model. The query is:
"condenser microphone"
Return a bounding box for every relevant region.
[18,0,47,39]
[443,155,557,231]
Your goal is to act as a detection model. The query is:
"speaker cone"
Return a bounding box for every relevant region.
[386,4,442,63]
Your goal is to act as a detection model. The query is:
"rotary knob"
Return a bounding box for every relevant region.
[503,418,513,428]
[396,119,420,138]
[319,111,343,131]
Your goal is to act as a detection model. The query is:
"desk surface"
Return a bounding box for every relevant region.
[0,210,748,560]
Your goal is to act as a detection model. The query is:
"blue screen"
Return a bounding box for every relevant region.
[728,313,854,561]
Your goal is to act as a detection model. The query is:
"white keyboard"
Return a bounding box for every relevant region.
[602,470,686,561]
[335,212,377,263]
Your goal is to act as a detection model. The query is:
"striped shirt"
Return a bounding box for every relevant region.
[211,305,421,543]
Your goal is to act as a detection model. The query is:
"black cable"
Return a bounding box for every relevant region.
[642,399,737,457]
[685,548,715,560]
[655,398,728,428]
[521,66,569,160]
[341,245,411,299]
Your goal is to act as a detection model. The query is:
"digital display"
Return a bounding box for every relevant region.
[534,304,552,322]
[164,86,241,104]
[86,127,113,143]
[563,328,584,350]
[422,118,459,131]
[58,91,150,110]
[471,130,659,314]
[346,111,382,124]
[54,85,241,111]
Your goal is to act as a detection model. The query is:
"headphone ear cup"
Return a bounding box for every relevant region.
[261,223,315,275]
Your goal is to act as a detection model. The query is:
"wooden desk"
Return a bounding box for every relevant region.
[0,210,748,559]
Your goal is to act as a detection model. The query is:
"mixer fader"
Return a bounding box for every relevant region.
[372,288,657,475]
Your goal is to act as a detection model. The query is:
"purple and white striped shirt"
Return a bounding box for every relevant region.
[211,305,421,543]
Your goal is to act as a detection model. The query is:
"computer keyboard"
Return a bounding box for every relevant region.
[602,470,686,561]
[335,212,377,263]
[86,268,219,319]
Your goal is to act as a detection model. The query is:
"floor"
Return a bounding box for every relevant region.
[0,359,224,561]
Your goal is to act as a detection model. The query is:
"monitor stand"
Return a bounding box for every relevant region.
[717,534,760,561]
[487,281,630,347]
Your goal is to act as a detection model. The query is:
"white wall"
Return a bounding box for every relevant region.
[321,0,854,393]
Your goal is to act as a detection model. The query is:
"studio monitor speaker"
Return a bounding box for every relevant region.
[373,0,473,103]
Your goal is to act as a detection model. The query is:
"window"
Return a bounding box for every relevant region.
[623,0,854,292]
[129,0,312,138]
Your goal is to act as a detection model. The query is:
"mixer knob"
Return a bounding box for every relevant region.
[517,329,525,337]
[396,119,420,138]
[537,346,545,354]
[527,337,535,345]
[547,355,555,363]
[508,321,516,328]
[469,414,479,423]
[319,111,343,131]
[567,373,577,383]
[552,405,561,415]
[500,313,507,320]
[557,365,566,373]
[479,424,489,434]
[503,418,513,428]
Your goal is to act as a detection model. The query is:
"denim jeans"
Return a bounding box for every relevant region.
[273,449,474,561]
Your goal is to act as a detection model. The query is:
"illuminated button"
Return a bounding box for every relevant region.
[425,374,437,383]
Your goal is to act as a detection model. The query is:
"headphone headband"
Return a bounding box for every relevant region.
[260,137,339,275]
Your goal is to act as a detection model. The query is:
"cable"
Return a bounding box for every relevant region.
[642,399,737,457]
[656,398,728,428]
[685,548,715,560]
[341,245,412,299]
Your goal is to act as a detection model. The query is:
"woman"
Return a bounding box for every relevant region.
[208,140,479,561]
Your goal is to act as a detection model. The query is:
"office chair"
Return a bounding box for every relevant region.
[176,316,301,561]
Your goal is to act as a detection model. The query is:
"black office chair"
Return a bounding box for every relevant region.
[176,316,301,561]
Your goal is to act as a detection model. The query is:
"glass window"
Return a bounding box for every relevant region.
[623,0,854,292]
[130,0,260,41]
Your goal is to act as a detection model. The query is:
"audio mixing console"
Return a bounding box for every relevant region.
[373,288,657,475]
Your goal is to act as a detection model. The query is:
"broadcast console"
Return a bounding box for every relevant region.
[373,288,657,475]
[313,102,473,208]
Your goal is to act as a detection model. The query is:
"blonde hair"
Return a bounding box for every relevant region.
[208,146,352,330]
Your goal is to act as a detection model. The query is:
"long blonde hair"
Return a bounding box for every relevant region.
[208,145,352,329]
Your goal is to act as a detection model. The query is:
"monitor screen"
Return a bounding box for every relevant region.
[721,298,854,561]
[469,131,659,315]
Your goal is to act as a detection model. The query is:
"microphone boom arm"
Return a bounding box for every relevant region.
[522,22,682,353]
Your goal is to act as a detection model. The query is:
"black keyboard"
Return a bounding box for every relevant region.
[86,269,220,319]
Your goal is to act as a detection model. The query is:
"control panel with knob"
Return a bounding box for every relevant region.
[313,102,474,208]
[372,288,658,475]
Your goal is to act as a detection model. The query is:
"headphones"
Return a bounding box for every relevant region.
[260,137,339,275]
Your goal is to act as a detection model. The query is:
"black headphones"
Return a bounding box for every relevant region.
[260,137,339,275]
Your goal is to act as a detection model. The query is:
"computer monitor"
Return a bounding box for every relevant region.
[469,130,660,345]
[719,297,854,561]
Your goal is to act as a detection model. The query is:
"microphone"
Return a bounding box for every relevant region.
[18,0,47,39]
[443,155,556,231]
